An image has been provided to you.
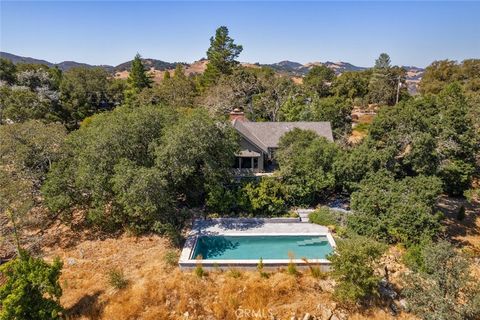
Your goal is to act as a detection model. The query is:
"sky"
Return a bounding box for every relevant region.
[0,1,479,68]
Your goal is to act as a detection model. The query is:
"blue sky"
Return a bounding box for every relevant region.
[1,1,479,67]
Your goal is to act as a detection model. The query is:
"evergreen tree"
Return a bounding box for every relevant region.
[368,53,406,105]
[173,64,186,79]
[202,26,243,87]
[127,53,153,92]
[375,53,392,69]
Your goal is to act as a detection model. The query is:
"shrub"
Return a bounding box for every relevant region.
[228,268,242,278]
[309,207,337,227]
[108,268,128,290]
[403,241,480,320]
[195,265,205,278]
[302,258,325,279]
[257,258,269,278]
[287,252,298,276]
[243,177,286,216]
[438,160,475,196]
[163,250,179,267]
[0,252,63,320]
[403,243,426,272]
[257,258,264,272]
[328,236,387,304]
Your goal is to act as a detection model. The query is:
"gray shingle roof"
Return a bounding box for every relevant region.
[233,120,334,153]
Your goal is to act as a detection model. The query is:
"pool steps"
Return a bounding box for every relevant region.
[296,238,328,246]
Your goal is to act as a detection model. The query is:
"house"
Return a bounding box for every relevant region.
[230,109,334,175]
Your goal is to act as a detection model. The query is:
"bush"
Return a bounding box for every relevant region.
[243,177,286,216]
[287,252,298,276]
[403,243,426,272]
[328,236,387,304]
[302,258,326,279]
[163,250,179,267]
[309,207,337,227]
[439,160,475,196]
[0,252,63,320]
[257,258,269,278]
[228,268,242,278]
[403,241,480,320]
[108,268,128,290]
[195,265,205,278]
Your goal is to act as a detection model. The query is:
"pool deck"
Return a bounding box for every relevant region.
[179,218,336,271]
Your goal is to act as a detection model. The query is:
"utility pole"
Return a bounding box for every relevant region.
[395,75,401,105]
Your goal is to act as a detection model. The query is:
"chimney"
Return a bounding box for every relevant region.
[229,108,246,122]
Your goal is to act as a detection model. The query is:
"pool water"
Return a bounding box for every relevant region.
[192,235,333,260]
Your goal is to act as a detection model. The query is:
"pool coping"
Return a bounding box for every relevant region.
[179,219,336,270]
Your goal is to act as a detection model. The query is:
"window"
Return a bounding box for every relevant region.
[253,157,258,169]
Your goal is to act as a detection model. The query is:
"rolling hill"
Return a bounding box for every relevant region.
[1,51,424,92]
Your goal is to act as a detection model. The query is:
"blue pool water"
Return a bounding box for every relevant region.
[192,235,333,260]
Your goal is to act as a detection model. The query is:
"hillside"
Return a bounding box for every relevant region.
[0,52,115,72]
[1,51,424,87]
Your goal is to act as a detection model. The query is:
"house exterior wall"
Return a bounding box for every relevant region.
[238,137,264,172]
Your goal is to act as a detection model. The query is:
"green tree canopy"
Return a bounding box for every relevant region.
[276,128,340,206]
[419,59,480,95]
[348,170,443,245]
[42,106,237,233]
[0,58,17,85]
[303,65,335,97]
[331,70,370,102]
[60,67,117,126]
[0,252,63,320]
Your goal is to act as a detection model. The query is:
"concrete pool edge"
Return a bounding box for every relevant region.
[179,219,336,271]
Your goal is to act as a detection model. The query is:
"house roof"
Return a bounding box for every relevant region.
[233,120,334,153]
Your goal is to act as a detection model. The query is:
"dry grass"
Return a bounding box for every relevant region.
[43,234,416,320]
[349,113,376,144]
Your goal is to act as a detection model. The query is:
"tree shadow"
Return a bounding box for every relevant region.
[65,290,105,320]
[436,195,480,247]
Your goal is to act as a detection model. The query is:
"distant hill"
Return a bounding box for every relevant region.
[0,52,114,71]
[0,52,54,67]
[263,60,367,76]
[0,52,186,74]
[1,52,424,93]
[115,59,182,72]
[263,60,308,75]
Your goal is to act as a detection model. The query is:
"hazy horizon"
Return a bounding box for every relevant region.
[1,1,479,68]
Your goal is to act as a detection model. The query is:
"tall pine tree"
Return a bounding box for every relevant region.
[201,26,243,88]
[127,53,153,92]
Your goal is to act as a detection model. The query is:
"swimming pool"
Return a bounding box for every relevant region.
[191,235,333,260]
[178,218,337,270]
